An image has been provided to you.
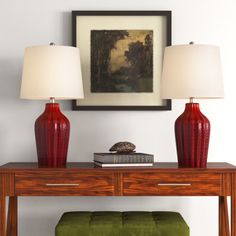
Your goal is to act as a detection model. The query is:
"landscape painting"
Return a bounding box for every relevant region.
[91,30,153,93]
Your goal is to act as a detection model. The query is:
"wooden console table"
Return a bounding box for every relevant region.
[0,162,235,236]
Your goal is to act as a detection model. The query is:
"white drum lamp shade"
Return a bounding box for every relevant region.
[161,44,224,99]
[20,45,84,100]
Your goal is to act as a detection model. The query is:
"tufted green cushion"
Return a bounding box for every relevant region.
[55,211,189,236]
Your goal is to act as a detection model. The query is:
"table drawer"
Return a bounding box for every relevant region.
[15,172,114,196]
[123,172,221,196]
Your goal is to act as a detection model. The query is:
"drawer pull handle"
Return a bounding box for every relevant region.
[158,183,191,186]
[45,184,80,186]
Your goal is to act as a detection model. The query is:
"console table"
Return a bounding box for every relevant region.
[0,162,235,236]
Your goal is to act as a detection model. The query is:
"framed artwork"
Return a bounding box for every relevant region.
[72,11,171,110]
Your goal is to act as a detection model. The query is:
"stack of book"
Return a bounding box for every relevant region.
[94,153,154,167]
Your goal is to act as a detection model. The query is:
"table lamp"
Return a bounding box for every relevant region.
[20,44,84,167]
[161,42,224,168]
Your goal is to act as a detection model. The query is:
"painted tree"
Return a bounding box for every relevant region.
[124,41,145,77]
[91,30,129,92]
[124,33,153,78]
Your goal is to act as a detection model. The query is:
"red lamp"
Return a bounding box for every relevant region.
[161,42,224,168]
[20,44,84,167]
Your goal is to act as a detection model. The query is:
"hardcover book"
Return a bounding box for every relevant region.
[94,153,154,164]
[94,161,153,167]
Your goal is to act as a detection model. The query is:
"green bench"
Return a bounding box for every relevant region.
[55,211,189,236]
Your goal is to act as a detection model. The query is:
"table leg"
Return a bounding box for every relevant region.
[0,175,6,236]
[219,196,230,236]
[0,195,6,236]
[232,174,236,236]
[6,196,17,236]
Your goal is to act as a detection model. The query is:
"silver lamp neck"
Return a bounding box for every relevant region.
[50,97,55,103]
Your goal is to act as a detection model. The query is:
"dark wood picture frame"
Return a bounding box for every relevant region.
[72,11,172,111]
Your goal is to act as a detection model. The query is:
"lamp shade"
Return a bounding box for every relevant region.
[20,45,84,100]
[161,44,224,99]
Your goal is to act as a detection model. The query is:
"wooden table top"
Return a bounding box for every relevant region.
[0,162,236,172]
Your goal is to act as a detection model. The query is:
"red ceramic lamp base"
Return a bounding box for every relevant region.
[175,103,210,168]
[35,103,70,167]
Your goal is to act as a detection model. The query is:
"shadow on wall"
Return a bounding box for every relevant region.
[0,58,38,163]
[0,58,22,102]
[58,11,79,111]
[18,196,191,236]
[61,11,71,46]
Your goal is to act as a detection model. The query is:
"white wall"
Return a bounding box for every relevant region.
[1,0,236,235]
